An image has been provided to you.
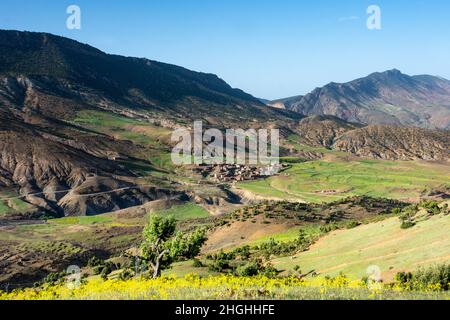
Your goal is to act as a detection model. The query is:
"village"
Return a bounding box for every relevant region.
[194,163,287,183]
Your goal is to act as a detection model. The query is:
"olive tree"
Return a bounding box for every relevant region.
[140,215,207,278]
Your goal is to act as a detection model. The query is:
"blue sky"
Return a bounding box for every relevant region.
[1,0,450,99]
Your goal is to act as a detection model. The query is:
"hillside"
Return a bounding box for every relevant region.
[0,30,301,218]
[288,116,450,161]
[0,109,182,218]
[272,212,450,280]
[1,30,449,222]
[0,30,298,126]
[277,69,450,129]
[333,125,450,160]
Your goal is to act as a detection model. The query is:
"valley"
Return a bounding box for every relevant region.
[0,30,449,299]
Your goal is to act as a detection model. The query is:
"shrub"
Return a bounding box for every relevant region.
[395,271,413,284]
[347,221,362,229]
[400,221,415,229]
[420,200,441,215]
[395,264,450,291]
[118,269,134,281]
[35,272,66,287]
[93,261,116,277]
[207,250,234,272]
[208,259,230,273]
[236,262,259,277]
[235,261,279,277]
[320,223,339,233]
[100,267,110,280]
[192,259,203,268]
[232,246,251,260]
[414,264,450,290]
[87,256,103,268]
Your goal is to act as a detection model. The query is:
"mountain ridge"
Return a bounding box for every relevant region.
[270,69,450,129]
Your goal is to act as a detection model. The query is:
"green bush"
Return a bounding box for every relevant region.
[236,262,259,277]
[192,259,203,268]
[400,221,415,229]
[207,250,235,272]
[346,221,362,229]
[87,256,103,267]
[100,267,110,280]
[420,200,441,215]
[320,223,339,233]
[235,261,279,277]
[395,264,450,291]
[414,264,450,290]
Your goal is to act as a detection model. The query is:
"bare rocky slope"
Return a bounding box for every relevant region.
[333,125,450,160]
[0,30,299,127]
[296,115,363,147]
[292,116,449,161]
[0,109,179,218]
[0,30,300,218]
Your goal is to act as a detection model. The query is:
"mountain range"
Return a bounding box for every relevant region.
[268,69,450,129]
[0,30,448,219]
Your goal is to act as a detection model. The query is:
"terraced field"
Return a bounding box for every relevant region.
[238,158,450,203]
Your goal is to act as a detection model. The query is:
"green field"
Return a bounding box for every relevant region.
[238,158,450,203]
[271,214,450,280]
[0,200,10,215]
[0,193,34,216]
[244,224,323,247]
[153,203,210,221]
[48,215,114,226]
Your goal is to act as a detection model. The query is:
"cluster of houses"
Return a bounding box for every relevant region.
[194,163,286,183]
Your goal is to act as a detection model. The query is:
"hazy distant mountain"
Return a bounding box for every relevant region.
[278,70,450,129]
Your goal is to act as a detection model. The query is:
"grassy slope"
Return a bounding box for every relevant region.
[74,110,176,172]
[153,203,210,221]
[0,193,35,216]
[238,157,449,203]
[271,213,450,280]
[0,200,10,215]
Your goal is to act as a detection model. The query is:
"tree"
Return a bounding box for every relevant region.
[140,215,207,278]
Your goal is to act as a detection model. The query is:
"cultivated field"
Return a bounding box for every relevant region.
[238,157,450,203]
